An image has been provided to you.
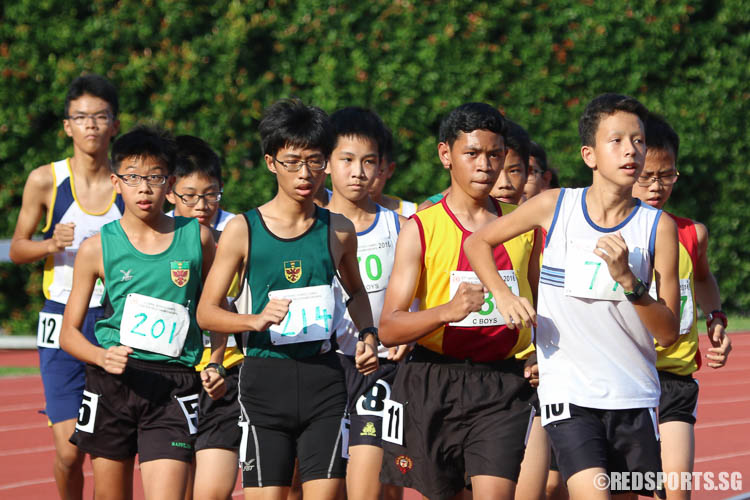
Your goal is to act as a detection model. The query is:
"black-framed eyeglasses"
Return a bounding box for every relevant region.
[273,156,327,172]
[635,172,679,187]
[115,173,169,187]
[173,191,222,206]
[66,112,113,126]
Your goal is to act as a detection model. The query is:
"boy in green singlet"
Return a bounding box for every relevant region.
[197,99,379,500]
[60,125,217,500]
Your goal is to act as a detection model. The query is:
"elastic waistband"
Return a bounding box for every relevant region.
[42,299,105,315]
[657,370,695,383]
[409,345,523,373]
[122,356,197,374]
[242,348,340,367]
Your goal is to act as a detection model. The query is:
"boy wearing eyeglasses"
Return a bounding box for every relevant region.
[632,112,731,500]
[9,74,122,499]
[164,134,242,499]
[197,99,379,500]
[60,125,216,499]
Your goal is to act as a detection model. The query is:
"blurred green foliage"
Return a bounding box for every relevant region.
[1,0,748,333]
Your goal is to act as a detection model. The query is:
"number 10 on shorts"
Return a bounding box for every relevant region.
[381,400,403,445]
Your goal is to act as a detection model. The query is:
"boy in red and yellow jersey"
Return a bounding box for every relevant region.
[379,103,540,500]
[632,112,731,500]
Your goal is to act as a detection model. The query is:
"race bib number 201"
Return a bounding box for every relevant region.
[268,285,335,345]
[120,293,190,357]
[448,270,519,327]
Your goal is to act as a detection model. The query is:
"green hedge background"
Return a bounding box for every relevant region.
[1,0,748,333]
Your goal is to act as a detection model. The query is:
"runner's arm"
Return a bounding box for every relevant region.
[633,214,680,347]
[380,218,479,346]
[331,214,378,374]
[464,189,558,328]
[693,222,731,367]
[9,165,71,263]
[197,216,289,334]
[60,235,132,373]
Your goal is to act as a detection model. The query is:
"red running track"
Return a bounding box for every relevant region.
[1,335,748,499]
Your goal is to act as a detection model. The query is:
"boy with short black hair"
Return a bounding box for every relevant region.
[197,98,379,500]
[368,124,418,217]
[490,119,530,206]
[632,112,731,500]
[166,134,241,500]
[60,125,216,500]
[466,93,681,499]
[525,141,553,199]
[326,106,407,500]
[9,73,122,498]
[379,102,539,500]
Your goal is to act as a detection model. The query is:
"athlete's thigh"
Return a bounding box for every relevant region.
[140,458,191,500]
[91,455,135,500]
[515,416,550,500]
[195,448,239,499]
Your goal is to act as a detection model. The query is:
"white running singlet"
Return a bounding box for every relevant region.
[537,187,662,411]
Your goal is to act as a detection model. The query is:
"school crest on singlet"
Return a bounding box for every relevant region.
[171,261,190,287]
[284,260,302,283]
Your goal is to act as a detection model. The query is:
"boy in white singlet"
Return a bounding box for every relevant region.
[327,107,408,500]
[466,93,681,499]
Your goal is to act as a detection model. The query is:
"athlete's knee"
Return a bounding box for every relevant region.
[55,444,84,469]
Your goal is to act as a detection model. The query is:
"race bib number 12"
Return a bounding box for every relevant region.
[37,312,62,349]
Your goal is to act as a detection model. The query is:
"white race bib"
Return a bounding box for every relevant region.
[37,312,63,348]
[540,402,571,426]
[448,270,519,327]
[649,278,694,335]
[76,390,99,433]
[564,240,645,301]
[381,400,404,445]
[268,285,335,345]
[357,238,396,293]
[120,293,191,357]
[356,379,392,417]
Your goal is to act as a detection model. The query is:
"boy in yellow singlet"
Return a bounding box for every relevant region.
[632,112,731,500]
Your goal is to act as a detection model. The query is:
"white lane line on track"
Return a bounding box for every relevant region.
[699,396,750,404]
[0,471,93,491]
[695,449,750,464]
[0,445,54,456]
[0,422,48,432]
[695,417,750,430]
[0,403,44,413]
[696,378,750,389]
[0,389,44,397]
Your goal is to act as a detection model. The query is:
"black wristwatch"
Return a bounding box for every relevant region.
[624,278,648,303]
[358,326,378,343]
[205,362,227,378]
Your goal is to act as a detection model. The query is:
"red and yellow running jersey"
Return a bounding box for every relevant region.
[655,213,700,375]
[412,197,534,362]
